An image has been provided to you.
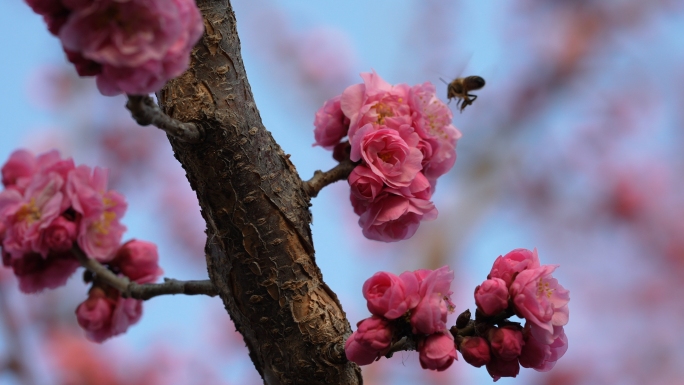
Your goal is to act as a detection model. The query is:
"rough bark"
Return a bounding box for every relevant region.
[156,1,362,384]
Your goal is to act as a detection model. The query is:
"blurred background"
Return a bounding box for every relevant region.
[2,0,684,384]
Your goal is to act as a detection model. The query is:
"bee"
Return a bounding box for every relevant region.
[443,75,486,112]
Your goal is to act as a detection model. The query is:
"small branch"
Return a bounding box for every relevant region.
[304,157,356,198]
[73,246,218,300]
[126,94,203,142]
[127,278,219,300]
[73,246,129,293]
[384,336,417,358]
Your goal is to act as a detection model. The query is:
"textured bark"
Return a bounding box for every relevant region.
[156,1,362,384]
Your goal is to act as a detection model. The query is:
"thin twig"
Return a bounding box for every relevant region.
[384,336,417,358]
[304,157,356,198]
[126,94,203,142]
[72,246,218,300]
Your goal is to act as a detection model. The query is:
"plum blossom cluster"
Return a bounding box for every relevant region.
[76,239,162,342]
[344,249,570,380]
[313,71,462,242]
[0,149,162,341]
[462,248,570,381]
[24,0,204,96]
[345,266,459,371]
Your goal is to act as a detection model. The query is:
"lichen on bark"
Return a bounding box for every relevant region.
[155,1,362,384]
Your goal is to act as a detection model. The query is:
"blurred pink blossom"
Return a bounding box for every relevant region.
[39,215,78,253]
[519,325,568,372]
[459,336,491,368]
[418,332,457,371]
[488,326,524,361]
[67,165,127,261]
[313,95,349,149]
[4,251,79,293]
[76,286,143,343]
[110,240,163,284]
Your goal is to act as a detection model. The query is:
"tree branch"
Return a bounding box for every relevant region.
[72,246,218,300]
[304,157,356,198]
[126,94,203,142]
[156,1,361,383]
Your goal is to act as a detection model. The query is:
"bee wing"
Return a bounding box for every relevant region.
[444,52,473,81]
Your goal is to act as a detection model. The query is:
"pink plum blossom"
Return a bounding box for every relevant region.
[1,149,75,194]
[313,95,349,149]
[1,149,36,191]
[350,125,423,188]
[357,182,437,242]
[509,265,570,344]
[3,251,79,293]
[489,248,541,287]
[111,240,163,284]
[340,71,413,142]
[488,326,524,361]
[1,172,66,259]
[66,165,127,261]
[344,316,393,366]
[410,266,454,334]
[315,71,457,242]
[75,287,114,339]
[408,82,461,179]
[58,0,204,96]
[460,336,491,368]
[418,332,457,371]
[519,325,568,371]
[362,271,419,319]
[348,166,383,214]
[38,215,78,254]
[474,277,509,316]
[76,286,143,343]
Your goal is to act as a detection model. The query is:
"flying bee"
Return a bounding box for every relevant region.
[442,75,486,112]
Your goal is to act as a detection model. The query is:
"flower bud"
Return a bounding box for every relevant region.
[41,216,77,253]
[75,287,114,340]
[314,95,349,149]
[489,248,540,286]
[362,271,418,319]
[460,336,491,367]
[344,316,393,366]
[474,278,509,316]
[111,240,163,284]
[489,326,524,360]
[419,332,457,371]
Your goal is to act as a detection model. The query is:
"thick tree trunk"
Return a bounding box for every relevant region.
[156,1,362,384]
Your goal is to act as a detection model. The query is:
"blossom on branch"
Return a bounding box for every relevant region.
[1,149,163,342]
[346,266,456,371]
[313,71,460,242]
[460,248,570,381]
[75,240,162,342]
[24,0,204,96]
